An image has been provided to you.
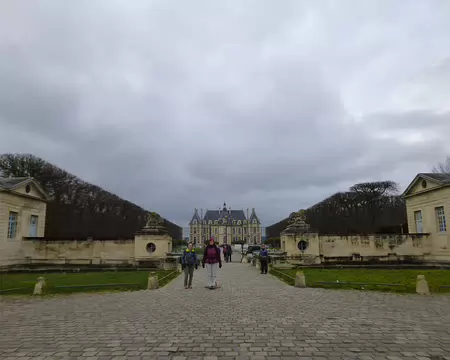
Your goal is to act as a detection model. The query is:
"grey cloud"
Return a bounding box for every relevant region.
[1,0,449,228]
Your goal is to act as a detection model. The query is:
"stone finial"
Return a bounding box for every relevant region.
[33,276,46,295]
[295,271,306,288]
[147,272,159,290]
[416,275,430,295]
[284,209,311,234]
[137,212,168,235]
[289,209,307,224]
[145,212,164,227]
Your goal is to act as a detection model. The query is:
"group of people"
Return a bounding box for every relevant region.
[181,237,269,289]
[222,243,233,262]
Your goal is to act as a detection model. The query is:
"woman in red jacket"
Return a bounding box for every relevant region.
[202,237,222,289]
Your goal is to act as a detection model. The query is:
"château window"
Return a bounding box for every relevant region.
[29,215,38,237]
[238,220,241,225]
[253,219,257,224]
[435,207,447,232]
[209,220,212,224]
[193,220,197,225]
[8,211,18,239]
[414,211,423,233]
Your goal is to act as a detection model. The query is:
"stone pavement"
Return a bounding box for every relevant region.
[0,262,449,360]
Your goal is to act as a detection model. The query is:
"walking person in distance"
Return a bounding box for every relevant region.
[182,242,198,289]
[259,244,269,274]
[227,244,233,262]
[202,237,222,289]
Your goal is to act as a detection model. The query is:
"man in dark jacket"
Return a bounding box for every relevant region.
[226,244,233,262]
[182,242,198,289]
[259,244,269,274]
[202,237,222,289]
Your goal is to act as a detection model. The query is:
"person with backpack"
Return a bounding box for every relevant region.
[182,242,198,289]
[259,244,269,274]
[202,237,222,289]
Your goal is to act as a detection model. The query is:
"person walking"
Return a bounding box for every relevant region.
[202,237,222,289]
[227,244,233,262]
[182,242,198,289]
[259,244,269,274]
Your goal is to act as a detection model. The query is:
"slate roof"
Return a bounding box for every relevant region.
[420,173,450,184]
[249,208,260,223]
[204,210,247,222]
[189,203,260,225]
[0,177,31,189]
[189,209,201,225]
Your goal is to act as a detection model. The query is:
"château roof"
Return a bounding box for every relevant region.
[204,210,246,222]
[421,173,450,184]
[189,202,260,225]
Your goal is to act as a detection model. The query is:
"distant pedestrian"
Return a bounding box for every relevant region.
[227,244,233,262]
[259,244,269,274]
[223,245,228,262]
[202,237,222,289]
[182,242,198,289]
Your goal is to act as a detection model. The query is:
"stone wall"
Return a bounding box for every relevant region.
[16,239,136,266]
[281,233,447,264]
[1,236,175,268]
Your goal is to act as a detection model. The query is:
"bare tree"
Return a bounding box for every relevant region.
[432,156,450,173]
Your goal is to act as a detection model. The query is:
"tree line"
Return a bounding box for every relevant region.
[266,180,408,239]
[0,153,182,240]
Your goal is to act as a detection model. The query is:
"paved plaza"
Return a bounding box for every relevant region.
[1,262,449,360]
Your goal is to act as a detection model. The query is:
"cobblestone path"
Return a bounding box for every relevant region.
[1,262,449,360]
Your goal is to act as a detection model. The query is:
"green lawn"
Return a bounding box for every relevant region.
[270,267,450,293]
[0,270,179,295]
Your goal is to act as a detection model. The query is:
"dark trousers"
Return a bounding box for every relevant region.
[184,265,194,287]
[260,259,268,274]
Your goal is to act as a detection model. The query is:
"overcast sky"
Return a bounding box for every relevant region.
[1,1,449,233]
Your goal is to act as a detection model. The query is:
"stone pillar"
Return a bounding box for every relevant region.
[147,272,159,290]
[280,210,320,261]
[294,271,306,288]
[33,276,46,295]
[416,275,430,295]
[134,213,172,264]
